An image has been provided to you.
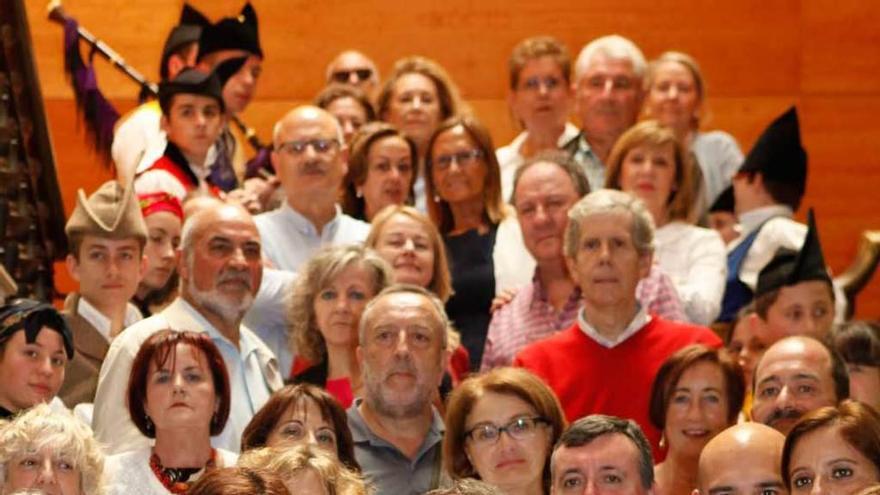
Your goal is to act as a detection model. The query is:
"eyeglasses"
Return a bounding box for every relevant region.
[331,68,373,83]
[465,416,549,447]
[275,139,340,155]
[433,149,484,171]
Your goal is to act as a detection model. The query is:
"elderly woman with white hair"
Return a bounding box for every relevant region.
[0,403,105,495]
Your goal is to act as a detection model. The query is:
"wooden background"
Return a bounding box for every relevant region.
[23,0,880,318]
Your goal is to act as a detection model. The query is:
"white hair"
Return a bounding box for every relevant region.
[574,34,647,80]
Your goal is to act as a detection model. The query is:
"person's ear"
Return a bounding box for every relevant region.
[160,113,171,134]
[637,250,654,280]
[66,253,81,283]
[166,54,186,81]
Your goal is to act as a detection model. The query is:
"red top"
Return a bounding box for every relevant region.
[514,316,721,459]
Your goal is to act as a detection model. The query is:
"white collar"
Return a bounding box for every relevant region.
[577,305,651,348]
[77,297,142,342]
[738,205,793,234]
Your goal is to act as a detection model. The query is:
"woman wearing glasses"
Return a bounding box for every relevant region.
[425,115,515,370]
[443,367,566,495]
[496,36,578,201]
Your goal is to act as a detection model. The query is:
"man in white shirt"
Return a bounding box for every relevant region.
[255,106,370,272]
[60,181,147,407]
[92,203,283,454]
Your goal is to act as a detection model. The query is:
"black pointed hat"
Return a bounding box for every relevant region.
[739,106,807,197]
[0,298,74,359]
[755,209,832,297]
[213,56,249,87]
[709,186,734,214]
[158,68,225,114]
[197,2,262,61]
[159,4,208,81]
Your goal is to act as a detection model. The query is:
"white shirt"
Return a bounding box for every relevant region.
[496,123,581,201]
[655,222,727,325]
[112,101,164,185]
[76,297,142,343]
[104,447,238,495]
[254,202,371,272]
[691,131,743,209]
[134,146,218,201]
[92,298,283,455]
[243,267,298,378]
[577,305,651,348]
[730,205,806,289]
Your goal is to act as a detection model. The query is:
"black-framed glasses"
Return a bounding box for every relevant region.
[331,68,373,83]
[275,138,340,155]
[465,416,549,446]
[433,149,484,171]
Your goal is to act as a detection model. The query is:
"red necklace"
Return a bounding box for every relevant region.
[149,448,217,494]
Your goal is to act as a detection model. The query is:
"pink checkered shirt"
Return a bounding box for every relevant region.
[480,265,687,371]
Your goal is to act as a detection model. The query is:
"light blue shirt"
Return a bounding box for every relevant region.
[254,202,371,272]
[691,130,744,209]
[244,267,298,377]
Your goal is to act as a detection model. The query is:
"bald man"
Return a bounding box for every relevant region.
[326,50,380,96]
[254,106,370,272]
[695,423,787,495]
[750,336,848,434]
[93,203,283,454]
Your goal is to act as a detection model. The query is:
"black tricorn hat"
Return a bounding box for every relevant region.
[158,68,225,114]
[159,4,209,81]
[755,209,832,297]
[709,185,734,214]
[213,56,249,87]
[739,106,807,195]
[196,2,262,61]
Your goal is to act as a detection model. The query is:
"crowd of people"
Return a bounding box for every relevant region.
[1,2,878,494]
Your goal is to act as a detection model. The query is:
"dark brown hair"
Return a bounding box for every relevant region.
[424,115,507,234]
[240,384,360,472]
[342,122,418,220]
[832,320,880,366]
[314,83,376,122]
[188,467,290,495]
[783,400,880,489]
[648,344,745,430]
[127,329,231,438]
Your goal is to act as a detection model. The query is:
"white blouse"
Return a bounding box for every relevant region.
[104,447,238,495]
[654,221,727,325]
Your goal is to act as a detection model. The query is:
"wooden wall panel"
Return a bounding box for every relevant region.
[23,0,880,317]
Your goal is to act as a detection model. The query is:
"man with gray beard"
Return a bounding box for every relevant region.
[92,203,283,454]
[348,284,451,495]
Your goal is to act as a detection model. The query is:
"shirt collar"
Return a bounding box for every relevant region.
[528,271,582,312]
[170,298,246,353]
[281,202,342,237]
[577,305,651,348]
[738,205,793,234]
[77,296,142,342]
[349,398,445,447]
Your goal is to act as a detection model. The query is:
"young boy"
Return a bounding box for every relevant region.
[134,68,226,200]
[61,180,147,406]
[752,210,835,344]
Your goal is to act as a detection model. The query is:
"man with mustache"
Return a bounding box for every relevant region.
[750,335,848,434]
[255,105,370,272]
[92,203,283,454]
[564,34,646,191]
[347,284,451,495]
[514,190,720,458]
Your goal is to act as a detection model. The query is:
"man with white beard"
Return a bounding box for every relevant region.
[348,284,451,495]
[92,203,283,454]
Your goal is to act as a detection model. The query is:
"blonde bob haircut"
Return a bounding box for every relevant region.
[604,120,695,223]
[425,115,508,235]
[645,51,706,129]
[238,445,369,495]
[443,367,566,491]
[288,244,393,363]
[365,205,454,303]
[0,403,105,495]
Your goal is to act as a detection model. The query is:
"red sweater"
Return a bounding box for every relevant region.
[513,316,721,458]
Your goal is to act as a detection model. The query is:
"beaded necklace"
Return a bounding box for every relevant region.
[149,448,217,494]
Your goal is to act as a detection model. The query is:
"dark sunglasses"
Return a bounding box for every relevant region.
[331,68,373,83]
